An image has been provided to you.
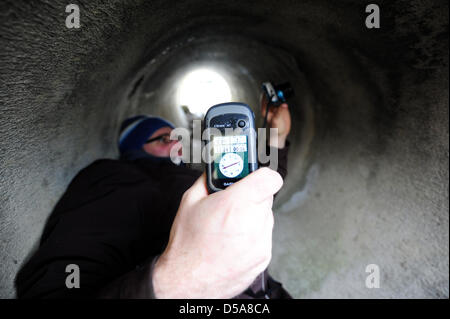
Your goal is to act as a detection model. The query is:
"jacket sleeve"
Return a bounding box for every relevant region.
[96,255,159,298]
[15,160,168,299]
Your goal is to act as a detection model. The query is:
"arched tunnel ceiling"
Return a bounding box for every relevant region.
[0,0,448,298]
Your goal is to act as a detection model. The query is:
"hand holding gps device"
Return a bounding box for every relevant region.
[204,102,258,193]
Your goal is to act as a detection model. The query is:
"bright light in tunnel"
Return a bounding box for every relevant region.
[176,69,232,115]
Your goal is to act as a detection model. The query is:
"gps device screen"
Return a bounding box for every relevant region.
[212,135,249,181]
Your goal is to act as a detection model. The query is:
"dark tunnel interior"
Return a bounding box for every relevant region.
[0,0,448,298]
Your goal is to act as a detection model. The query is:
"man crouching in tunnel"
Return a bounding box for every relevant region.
[15,99,292,299]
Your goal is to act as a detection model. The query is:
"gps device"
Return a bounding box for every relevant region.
[204,102,258,193]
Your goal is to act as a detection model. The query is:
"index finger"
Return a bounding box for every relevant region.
[183,173,209,205]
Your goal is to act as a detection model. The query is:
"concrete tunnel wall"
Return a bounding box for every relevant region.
[0,0,448,298]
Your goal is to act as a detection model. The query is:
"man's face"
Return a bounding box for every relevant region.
[142,126,181,158]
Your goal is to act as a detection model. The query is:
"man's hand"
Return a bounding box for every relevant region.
[261,94,292,148]
[152,168,283,299]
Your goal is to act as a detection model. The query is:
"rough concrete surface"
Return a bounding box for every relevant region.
[0,0,448,298]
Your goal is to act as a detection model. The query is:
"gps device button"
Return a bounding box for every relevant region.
[238,120,246,128]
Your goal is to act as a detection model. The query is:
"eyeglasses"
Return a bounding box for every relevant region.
[145,133,173,145]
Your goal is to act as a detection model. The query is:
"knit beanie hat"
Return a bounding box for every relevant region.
[118,115,175,154]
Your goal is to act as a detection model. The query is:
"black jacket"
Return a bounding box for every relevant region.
[15,144,291,299]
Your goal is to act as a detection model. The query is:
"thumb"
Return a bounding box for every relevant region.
[226,167,283,203]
